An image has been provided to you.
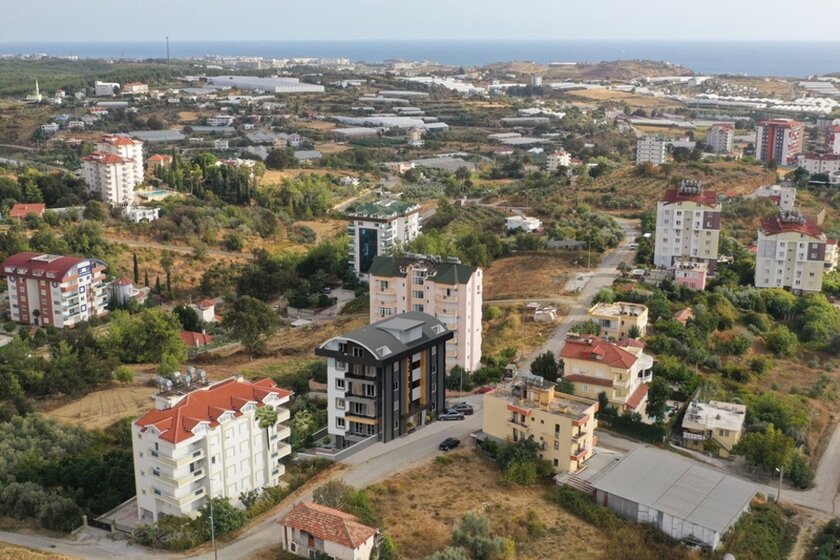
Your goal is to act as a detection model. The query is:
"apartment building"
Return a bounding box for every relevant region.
[559,337,653,415]
[586,302,648,339]
[505,216,542,233]
[132,376,293,522]
[483,374,598,473]
[1,252,109,328]
[546,149,571,172]
[346,199,421,281]
[796,153,840,175]
[653,180,721,270]
[98,134,144,180]
[830,125,840,155]
[681,400,746,458]
[636,135,668,165]
[94,81,120,96]
[315,312,452,449]
[754,184,796,211]
[280,502,378,560]
[755,210,827,294]
[82,135,145,206]
[706,123,734,154]
[123,82,149,95]
[755,119,804,165]
[673,259,709,291]
[368,255,482,372]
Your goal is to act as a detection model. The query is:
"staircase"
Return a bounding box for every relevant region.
[555,471,594,495]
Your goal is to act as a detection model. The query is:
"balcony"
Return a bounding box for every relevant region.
[275,442,292,460]
[150,469,179,487]
[275,425,291,441]
[276,408,291,423]
[570,431,586,442]
[570,447,588,461]
[150,448,205,468]
[411,367,422,382]
[411,386,422,401]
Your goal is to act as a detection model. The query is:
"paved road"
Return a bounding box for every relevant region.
[0,397,484,560]
[520,218,640,368]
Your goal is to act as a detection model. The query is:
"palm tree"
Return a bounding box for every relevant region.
[255,405,278,485]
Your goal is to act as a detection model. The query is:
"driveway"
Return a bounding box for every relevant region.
[0,397,484,560]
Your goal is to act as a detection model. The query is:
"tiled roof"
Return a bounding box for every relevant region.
[1,252,99,280]
[281,502,377,549]
[761,215,822,237]
[135,377,292,443]
[196,299,215,309]
[114,277,134,286]
[180,331,215,347]
[626,383,649,411]
[82,151,129,165]
[100,134,142,146]
[616,338,645,349]
[9,203,46,218]
[661,188,718,206]
[560,337,638,369]
[147,154,173,163]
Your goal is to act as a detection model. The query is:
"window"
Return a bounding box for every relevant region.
[554,440,560,450]
[412,289,424,299]
[412,303,424,313]
[290,542,297,553]
[335,378,345,390]
[338,342,347,354]
[335,360,347,371]
[379,280,389,290]
[352,347,364,357]
[394,418,400,430]
[364,384,375,397]
[336,398,345,410]
[393,377,399,390]
[336,417,345,428]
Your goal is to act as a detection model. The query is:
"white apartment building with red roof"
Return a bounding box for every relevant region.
[132,376,293,522]
[82,135,144,206]
[1,252,109,328]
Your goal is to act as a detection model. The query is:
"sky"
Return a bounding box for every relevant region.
[5,0,840,42]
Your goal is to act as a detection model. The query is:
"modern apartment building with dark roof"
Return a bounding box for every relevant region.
[345,198,421,281]
[316,312,453,448]
[368,254,483,371]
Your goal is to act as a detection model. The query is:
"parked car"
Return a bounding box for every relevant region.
[628,242,639,249]
[438,409,465,421]
[449,402,474,415]
[439,437,461,451]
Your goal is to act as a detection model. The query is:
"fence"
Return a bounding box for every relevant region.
[297,434,378,462]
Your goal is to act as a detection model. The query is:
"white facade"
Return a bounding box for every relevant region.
[369,257,483,371]
[208,115,236,127]
[347,201,421,281]
[636,135,667,165]
[94,81,120,96]
[40,122,59,134]
[706,123,734,154]
[546,150,571,172]
[654,182,721,269]
[2,253,109,328]
[123,82,149,95]
[505,215,542,233]
[126,206,161,223]
[753,184,797,211]
[797,153,840,175]
[82,135,144,206]
[755,214,826,294]
[214,139,230,150]
[133,377,292,522]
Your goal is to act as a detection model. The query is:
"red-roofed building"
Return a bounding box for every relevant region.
[180,330,215,348]
[654,180,721,271]
[9,203,46,220]
[707,122,735,154]
[280,502,379,560]
[1,252,109,328]
[82,134,144,206]
[560,336,653,415]
[190,298,218,323]
[755,119,804,165]
[132,376,293,522]
[146,153,173,174]
[755,210,827,294]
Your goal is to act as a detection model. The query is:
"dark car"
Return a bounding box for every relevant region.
[439,437,461,451]
[438,409,465,421]
[450,402,474,415]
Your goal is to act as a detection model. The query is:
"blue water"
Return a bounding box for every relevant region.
[2,40,840,77]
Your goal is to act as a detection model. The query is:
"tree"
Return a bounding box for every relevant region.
[765,325,798,357]
[144,270,149,288]
[736,424,796,475]
[132,252,139,284]
[83,200,108,221]
[223,296,279,360]
[645,377,670,422]
[530,351,559,382]
[450,513,509,560]
[265,147,297,170]
[173,304,202,332]
[426,548,471,560]
[113,366,134,384]
[597,391,610,415]
[255,404,278,465]
[197,497,247,539]
[160,252,175,298]
[313,480,352,510]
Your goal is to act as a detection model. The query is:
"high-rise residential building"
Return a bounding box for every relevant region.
[796,153,840,175]
[755,119,804,165]
[482,374,598,473]
[829,126,840,155]
[559,336,654,416]
[754,210,827,294]
[653,180,721,270]
[635,135,668,165]
[316,312,452,449]
[346,199,421,281]
[82,135,144,206]
[132,376,293,522]
[368,255,483,372]
[706,123,735,154]
[0,252,109,328]
[546,149,571,172]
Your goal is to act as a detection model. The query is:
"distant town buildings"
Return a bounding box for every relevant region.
[133,376,292,522]
[706,123,734,154]
[122,82,149,95]
[1,252,109,328]
[753,184,797,211]
[368,255,483,372]
[559,336,653,415]
[586,302,649,339]
[111,277,150,306]
[316,312,452,449]
[94,81,120,97]
[681,400,746,458]
[483,374,598,474]
[636,135,668,165]
[653,181,721,270]
[546,149,571,172]
[206,76,325,94]
[755,210,827,294]
[673,259,709,291]
[346,199,421,281]
[755,119,804,165]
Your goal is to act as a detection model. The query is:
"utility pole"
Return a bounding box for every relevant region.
[776,466,784,504]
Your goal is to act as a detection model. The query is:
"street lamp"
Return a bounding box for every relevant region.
[775,466,784,503]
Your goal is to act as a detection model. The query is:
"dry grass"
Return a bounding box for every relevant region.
[295,219,347,242]
[260,168,358,185]
[367,450,605,560]
[565,89,681,108]
[297,120,337,132]
[176,111,200,123]
[42,386,156,429]
[314,142,349,155]
[484,255,576,301]
[0,543,75,560]
[482,304,560,359]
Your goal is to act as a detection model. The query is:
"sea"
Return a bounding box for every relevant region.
[1,40,840,78]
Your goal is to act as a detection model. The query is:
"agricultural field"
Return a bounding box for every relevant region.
[367,450,605,560]
[41,385,157,429]
[565,88,682,109]
[446,205,508,232]
[484,254,577,300]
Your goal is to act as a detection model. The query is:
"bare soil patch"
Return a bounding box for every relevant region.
[484,254,575,300]
[42,386,156,429]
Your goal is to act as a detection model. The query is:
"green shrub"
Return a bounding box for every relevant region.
[484,305,502,320]
[549,486,620,529]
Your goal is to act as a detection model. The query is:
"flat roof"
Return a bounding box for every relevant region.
[682,401,746,433]
[588,302,648,318]
[491,378,595,419]
[590,447,757,534]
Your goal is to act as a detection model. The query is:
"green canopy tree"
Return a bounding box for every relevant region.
[223,296,279,360]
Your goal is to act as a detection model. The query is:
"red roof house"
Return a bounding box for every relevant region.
[180,331,215,348]
[9,203,46,219]
[280,502,378,557]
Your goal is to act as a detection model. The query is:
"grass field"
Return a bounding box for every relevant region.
[367,450,605,560]
[42,385,156,429]
[0,544,74,560]
[484,254,577,300]
[482,304,561,360]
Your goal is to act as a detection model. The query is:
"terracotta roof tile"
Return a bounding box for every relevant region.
[281,502,377,549]
[560,337,638,369]
[180,331,214,347]
[662,188,718,206]
[82,151,129,165]
[626,383,649,411]
[761,215,823,237]
[9,203,45,218]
